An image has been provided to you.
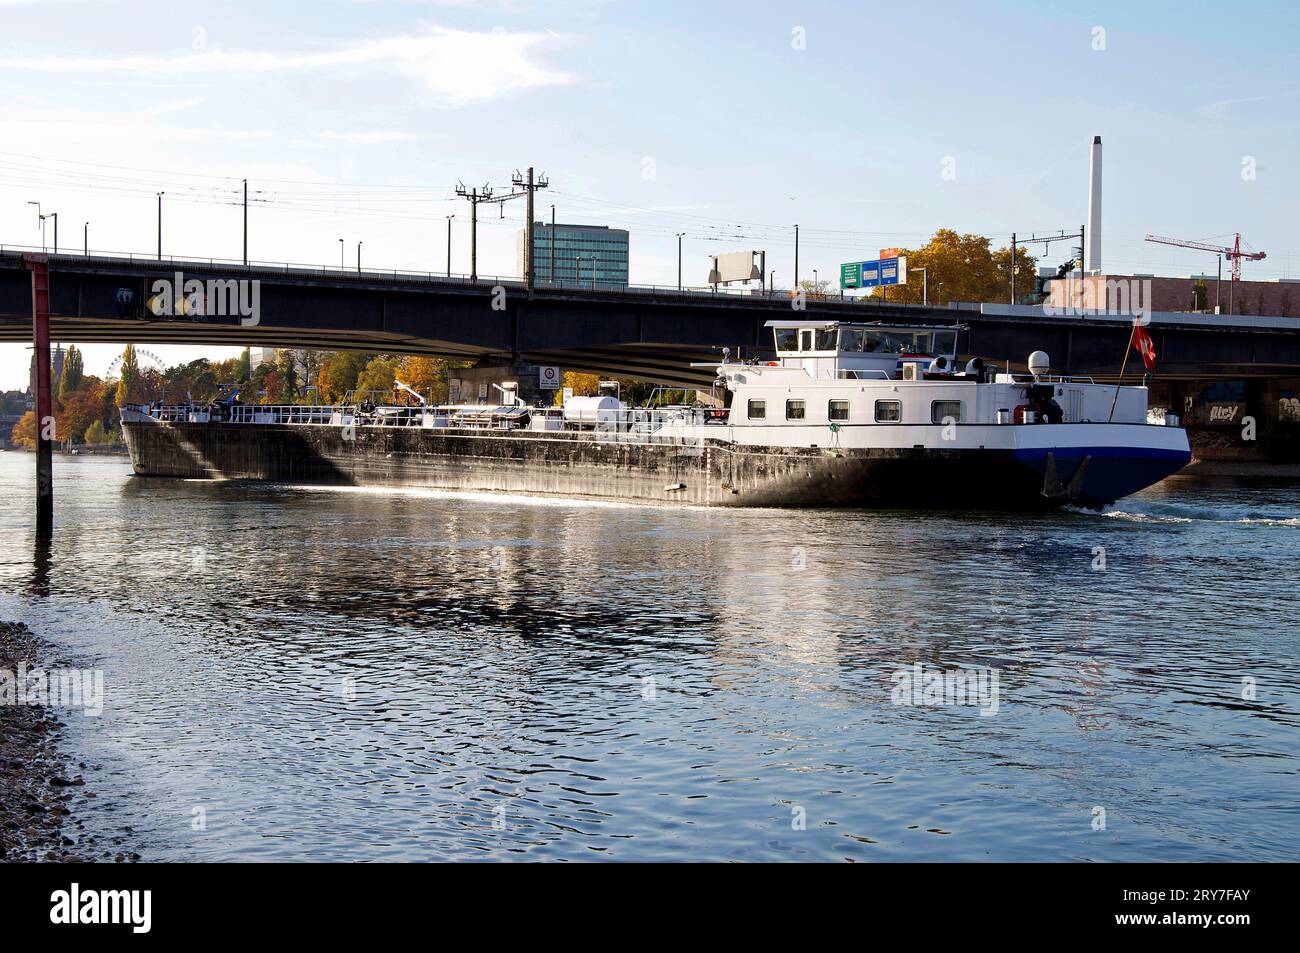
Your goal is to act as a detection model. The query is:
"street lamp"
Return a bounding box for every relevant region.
[676,232,685,291]
[84,222,89,256]
[45,212,58,254]
[1216,253,1222,314]
[445,215,454,277]
[813,268,818,295]
[156,192,164,260]
[338,238,344,270]
[27,202,44,251]
[910,267,929,306]
[357,241,363,273]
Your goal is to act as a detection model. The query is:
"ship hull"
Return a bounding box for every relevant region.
[121,420,1190,510]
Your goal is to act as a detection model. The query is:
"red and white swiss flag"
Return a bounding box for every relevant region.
[1132,322,1156,371]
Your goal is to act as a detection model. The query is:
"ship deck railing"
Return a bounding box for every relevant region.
[124,402,733,432]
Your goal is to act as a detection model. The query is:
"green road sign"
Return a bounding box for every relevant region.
[840,261,861,289]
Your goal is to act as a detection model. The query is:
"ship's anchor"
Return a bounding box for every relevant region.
[1041,453,1092,502]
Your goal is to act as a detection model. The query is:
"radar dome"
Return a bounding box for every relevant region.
[1028,351,1051,377]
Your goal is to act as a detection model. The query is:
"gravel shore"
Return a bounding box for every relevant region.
[0,620,137,863]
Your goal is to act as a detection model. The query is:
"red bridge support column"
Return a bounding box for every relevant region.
[25,256,52,538]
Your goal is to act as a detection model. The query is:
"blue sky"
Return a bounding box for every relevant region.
[2,0,1298,388]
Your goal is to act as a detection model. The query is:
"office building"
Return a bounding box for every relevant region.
[518,223,629,288]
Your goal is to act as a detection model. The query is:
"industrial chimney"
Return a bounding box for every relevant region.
[1086,135,1102,274]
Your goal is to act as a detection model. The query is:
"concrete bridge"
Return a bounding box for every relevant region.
[2,251,1299,388]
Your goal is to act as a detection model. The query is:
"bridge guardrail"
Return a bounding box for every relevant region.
[0,243,935,309]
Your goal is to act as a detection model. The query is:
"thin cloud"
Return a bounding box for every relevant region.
[314,130,430,144]
[0,100,275,143]
[0,24,578,106]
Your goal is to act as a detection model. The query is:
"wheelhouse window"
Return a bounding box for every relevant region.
[814,328,838,351]
[875,399,901,423]
[786,399,806,421]
[774,328,799,352]
[931,400,962,424]
[748,399,766,420]
[828,399,850,422]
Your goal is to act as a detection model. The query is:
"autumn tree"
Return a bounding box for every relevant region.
[57,345,84,399]
[56,377,107,443]
[316,351,374,402]
[137,366,165,402]
[9,410,37,449]
[395,355,460,404]
[554,371,601,405]
[84,420,110,445]
[115,344,140,407]
[797,279,835,300]
[869,229,1036,307]
[275,350,300,403]
[356,355,400,395]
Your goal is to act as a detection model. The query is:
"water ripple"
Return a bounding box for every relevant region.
[0,454,1296,861]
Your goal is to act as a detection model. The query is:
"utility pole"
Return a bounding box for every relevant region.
[1216,253,1222,313]
[512,167,549,291]
[243,179,248,265]
[677,232,685,291]
[456,172,535,284]
[1079,224,1085,306]
[1017,228,1085,308]
[455,184,491,283]
[157,192,164,260]
[794,224,800,288]
[446,215,454,276]
[1010,232,1016,303]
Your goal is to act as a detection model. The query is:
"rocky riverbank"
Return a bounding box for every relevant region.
[1182,459,1300,479]
[0,620,137,863]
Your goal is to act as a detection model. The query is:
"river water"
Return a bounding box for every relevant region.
[0,452,1296,861]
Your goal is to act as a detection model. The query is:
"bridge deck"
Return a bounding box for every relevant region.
[2,250,1298,385]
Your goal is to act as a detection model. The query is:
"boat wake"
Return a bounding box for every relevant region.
[271,482,669,511]
[1066,501,1300,527]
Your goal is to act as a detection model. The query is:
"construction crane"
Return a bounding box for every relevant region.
[1143,232,1266,282]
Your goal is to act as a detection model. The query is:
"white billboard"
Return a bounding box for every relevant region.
[710,251,761,285]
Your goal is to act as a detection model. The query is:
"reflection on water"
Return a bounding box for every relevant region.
[0,454,1297,861]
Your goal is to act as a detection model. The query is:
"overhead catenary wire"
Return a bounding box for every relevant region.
[2,150,1295,279]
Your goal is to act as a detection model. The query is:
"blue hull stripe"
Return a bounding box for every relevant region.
[1010,446,1191,463]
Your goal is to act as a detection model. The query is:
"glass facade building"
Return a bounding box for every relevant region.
[518,223,629,288]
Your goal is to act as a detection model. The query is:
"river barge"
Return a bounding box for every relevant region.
[120,320,1191,509]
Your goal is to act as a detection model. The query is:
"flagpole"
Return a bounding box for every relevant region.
[1107,319,1138,422]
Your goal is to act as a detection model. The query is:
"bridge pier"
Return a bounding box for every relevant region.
[24,256,53,538]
